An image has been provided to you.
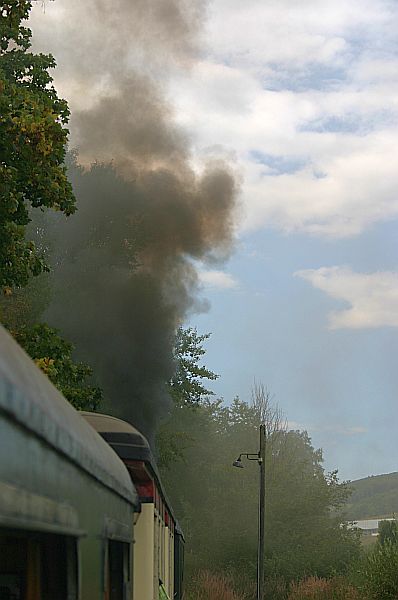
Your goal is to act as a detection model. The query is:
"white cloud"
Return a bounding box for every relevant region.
[172,68,398,236]
[296,267,398,329]
[325,424,368,436]
[29,0,398,239]
[344,426,368,435]
[170,0,398,238]
[206,0,396,75]
[287,419,306,431]
[287,420,367,435]
[242,129,398,237]
[198,269,239,290]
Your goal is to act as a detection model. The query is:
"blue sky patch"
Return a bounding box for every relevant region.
[249,150,308,174]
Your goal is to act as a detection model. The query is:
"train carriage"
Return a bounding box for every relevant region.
[0,325,140,600]
[81,413,185,600]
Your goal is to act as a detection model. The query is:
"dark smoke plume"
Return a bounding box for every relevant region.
[33,0,238,436]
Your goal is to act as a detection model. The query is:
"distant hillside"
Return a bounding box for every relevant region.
[344,472,398,520]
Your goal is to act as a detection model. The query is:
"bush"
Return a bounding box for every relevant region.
[185,570,288,600]
[361,541,398,599]
[264,577,288,600]
[185,571,254,600]
[287,576,361,600]
[378,520,398,547]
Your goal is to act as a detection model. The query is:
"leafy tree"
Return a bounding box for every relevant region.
[160,395,360,586]
[168,327,218,406]
[0,270,51,329]
[157,327,218,468]
[360,541,398,599]
[14,323,102,410]
[156,421,192,470]
[378,519,398,546]
[0,0,75,291]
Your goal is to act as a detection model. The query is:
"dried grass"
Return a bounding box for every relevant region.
[185,570,254,600]
[288,576,361,600]
[185,572,363,600]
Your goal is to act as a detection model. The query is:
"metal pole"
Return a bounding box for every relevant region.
[257,423,266,600]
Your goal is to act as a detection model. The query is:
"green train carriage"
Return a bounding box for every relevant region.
[0,325,140,599]
[81,413,185,600]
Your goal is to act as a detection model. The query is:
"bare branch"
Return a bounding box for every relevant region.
[32,0,54,12]
[251,381,288,479]
[251,381,287,436]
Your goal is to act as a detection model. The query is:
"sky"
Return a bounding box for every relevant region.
[29,0,398,481]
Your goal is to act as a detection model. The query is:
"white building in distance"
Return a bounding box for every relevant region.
[351,518,395,536]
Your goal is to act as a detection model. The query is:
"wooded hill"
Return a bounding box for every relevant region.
[344,472,398,520]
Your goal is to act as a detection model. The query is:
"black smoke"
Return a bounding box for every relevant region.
[33,0,238,436]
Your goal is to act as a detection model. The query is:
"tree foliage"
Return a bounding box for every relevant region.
[160,395,360,585]
[0,0,75,290]
[0,269,51,329]
[360,541,398,599]
[168,327,218,406]
[378,519,398,546]
[14,323,102,410]
[157,327,218,469]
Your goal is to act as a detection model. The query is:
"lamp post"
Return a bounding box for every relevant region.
[233,424,266,600]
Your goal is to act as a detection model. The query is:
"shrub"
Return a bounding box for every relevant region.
[263,577,288,600]
[185,570,253,600]
[361,541,398,599]
[378,520,398,547]
[287,576,361,600]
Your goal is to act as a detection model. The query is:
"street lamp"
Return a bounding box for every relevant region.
[233,424,266,600]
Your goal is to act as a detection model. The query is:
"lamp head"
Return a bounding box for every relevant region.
[233,457,244,468]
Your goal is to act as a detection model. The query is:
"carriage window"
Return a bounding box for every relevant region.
[41,535,68,600]
[108,540,130,600]
[0,534,25,600]
[0,530,78,600]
